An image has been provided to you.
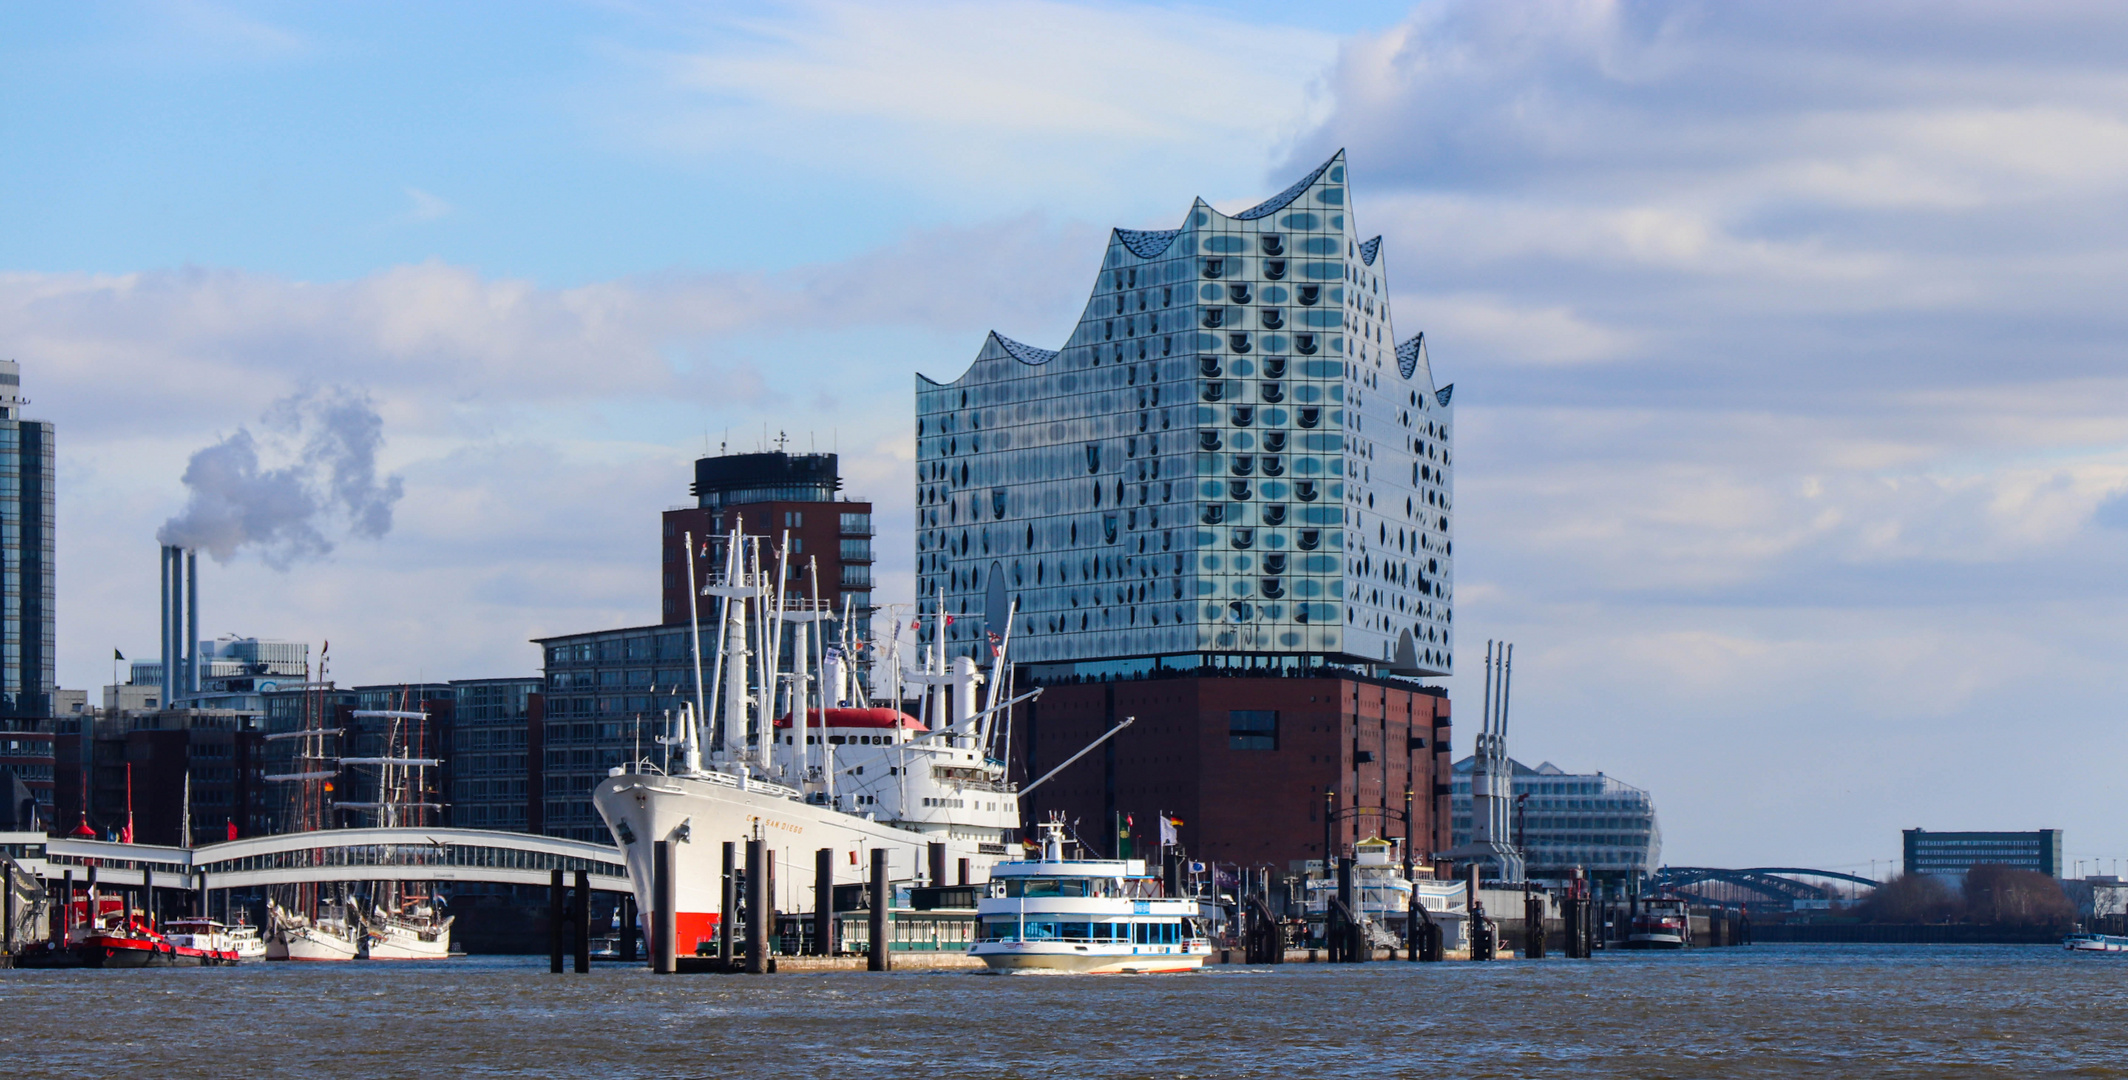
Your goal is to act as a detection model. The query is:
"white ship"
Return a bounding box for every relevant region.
[969,819,1207,974]
[593,524,1074,958]
[360,893,454,960]
[266,897,362,962]
[1302,836,1468,949]
[228,921,268,962]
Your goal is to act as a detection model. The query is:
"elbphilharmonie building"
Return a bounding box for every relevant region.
[916,151,1454,678]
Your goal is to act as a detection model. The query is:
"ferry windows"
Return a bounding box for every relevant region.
[1229,709,1278,751]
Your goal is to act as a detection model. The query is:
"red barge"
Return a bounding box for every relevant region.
[17,897,241,968]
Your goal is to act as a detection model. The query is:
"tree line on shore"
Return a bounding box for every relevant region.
[1856,864,2077,927]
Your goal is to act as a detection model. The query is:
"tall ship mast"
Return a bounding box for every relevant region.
[592,522,1052,955]
[260,645,363,961]
[339,694,454,960]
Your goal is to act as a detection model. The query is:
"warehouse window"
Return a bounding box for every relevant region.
[1229,710,1278,751]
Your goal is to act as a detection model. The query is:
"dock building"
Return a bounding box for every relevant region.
[1904,828,2063,880]
[1449,757,1661,885]
[917,152,1460,870]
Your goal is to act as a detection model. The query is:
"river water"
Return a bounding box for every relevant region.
[4,945,2123,1078]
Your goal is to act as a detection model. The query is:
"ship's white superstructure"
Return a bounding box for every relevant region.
[592,524,1040,955]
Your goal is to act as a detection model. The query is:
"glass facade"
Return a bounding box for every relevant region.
[1451,757,1662,881]
[915,151,1453,675]
[536,624,697,841]
[0,361,54,721]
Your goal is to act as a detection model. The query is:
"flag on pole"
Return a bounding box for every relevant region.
[113,648,125,661]
[986,631,1002,658]
[1159,815,1178,847]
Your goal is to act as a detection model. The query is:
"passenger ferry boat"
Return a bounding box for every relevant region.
[1624,896,1691,949]
[2064,932,2128,953]
[593,525,1046,956]
[229,920,268,962]
[970,820,1207,974]
[162,918,244,965]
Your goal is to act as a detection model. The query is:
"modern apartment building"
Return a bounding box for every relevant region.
[1904,828,2064,879]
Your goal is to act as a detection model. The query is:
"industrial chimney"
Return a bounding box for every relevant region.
[159,545,199,705]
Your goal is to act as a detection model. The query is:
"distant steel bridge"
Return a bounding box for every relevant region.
[1653,866,1880,909]
[6,828,629,893]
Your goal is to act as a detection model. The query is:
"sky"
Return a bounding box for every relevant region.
[4,0,2126,875]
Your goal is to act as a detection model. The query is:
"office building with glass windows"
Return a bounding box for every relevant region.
[1450,757,1663,885]
[916,150,1452,679]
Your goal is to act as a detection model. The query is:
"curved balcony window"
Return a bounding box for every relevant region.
[1294,480,1319,502]
[1228,332,1252,353]
[1263,357,1287,379]
[992,490,1007,519]
[1085,444,1101,474]
[1298,285,1321,306]
[1228,284,1252,304]
[1260,309,1284,330]
[1264,259,1286,280]
[1263,431,1287,452]
[1297,529,1321,550]
[1200,504,1226,525]
[1260,382,1284,403]
[1201,382,1225,402]
[1261,579,1285,599]
[1199,356,1223,378]
[1297,407,1321,428]
[1103,515,1119,544]
[1230,455,1255,476]
[1262,504,1288,526]
[1202,258,1227,279]
[1260,455,1284,477]
[1201,308,1225,329]
[1261,235,1285,256]
[1265,553,1288,574]
[1295,333,1319,355]
[1230,405,1255,426]
[1230,527,1254,549]
[1227,479,1253,500]
[1199,430,1222,451]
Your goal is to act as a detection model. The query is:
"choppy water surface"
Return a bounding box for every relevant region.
[4,946,2124,1078]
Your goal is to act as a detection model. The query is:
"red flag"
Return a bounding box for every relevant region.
[943,614,954,626]
[227,819,238,841]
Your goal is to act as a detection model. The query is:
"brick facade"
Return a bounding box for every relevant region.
[1009,672,1451,872]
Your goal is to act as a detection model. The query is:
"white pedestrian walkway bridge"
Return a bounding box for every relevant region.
[1,828,629,893]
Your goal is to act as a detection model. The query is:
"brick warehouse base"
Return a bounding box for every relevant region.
[1009,670,1451,870]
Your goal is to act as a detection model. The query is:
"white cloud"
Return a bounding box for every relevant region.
[1294,0,2128,864]
[402,187,453,223]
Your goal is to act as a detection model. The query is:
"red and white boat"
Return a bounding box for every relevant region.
[19,897,239,967]
[1624,896,1692,949]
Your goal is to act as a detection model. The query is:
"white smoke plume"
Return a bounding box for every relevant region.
[157,387,406,568]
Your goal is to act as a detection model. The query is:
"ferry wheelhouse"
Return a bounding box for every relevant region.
[971,821,1206,974]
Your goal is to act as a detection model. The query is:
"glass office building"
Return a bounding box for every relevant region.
[1451,757,1663,883]
[0,360,54,723]
[915,151,1453,676]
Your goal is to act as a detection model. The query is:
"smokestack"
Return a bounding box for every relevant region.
[186,551,198,696]
[159,544,193,707]
[159,546,170,706]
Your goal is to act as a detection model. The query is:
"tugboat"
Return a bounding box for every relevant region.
[20,897,238,967]
[1624,895,1691,949]
[162,917,245,965]
[228,919,268,962]
[970,819,1207,974]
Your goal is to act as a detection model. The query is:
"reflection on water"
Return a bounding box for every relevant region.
[3,946,2125,1078]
